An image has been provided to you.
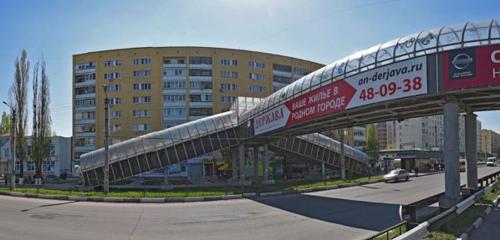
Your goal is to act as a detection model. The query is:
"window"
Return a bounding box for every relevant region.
[104,60,122,67]
[163,68,185,77]
[220,71,238,79]
[110,124,121,133]
[190,81,212,90]
[189,56,212,65]
[249,85,266,93]
[104,84,122,92]
[75,137,95,146]
[272,63,292,72]
[220,83,238,91]
[249,73,265,81]
[75,98,96,107]
[294,67,310,76]
[273,75,292,84]
[75,62,96,70]
[163,108,185,117]
[221,96,236,104]
[189,69,212,77]
[220,59,238,66]
[164,57,186,64]
[133,109,152,118]
[133,83,152,90]
[75,73,96,83]
[163,81,186,89]
[190,94,211,102]
[75,111,95,120]
[132,96,152,103]
[248,61,265,69]
[189,108,213,116]
[132,124,152,132]
[104,72,121,80]
[133,70,152,78]
[108,98,121,105]
[75,86,96,95]
[75,124,96,133]
[110,111,121,119]
[163,95,186,102]
[133,57,152,65]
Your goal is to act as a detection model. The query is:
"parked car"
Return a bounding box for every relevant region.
[384,169,410,183]
[486,161,496,167]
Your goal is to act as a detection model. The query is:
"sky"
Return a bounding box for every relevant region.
[0,0,499,137]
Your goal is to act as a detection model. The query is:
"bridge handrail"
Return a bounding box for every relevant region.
[80,111,238,170]
[240,19,500,122]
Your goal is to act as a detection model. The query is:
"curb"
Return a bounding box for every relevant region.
[0,178,386,204]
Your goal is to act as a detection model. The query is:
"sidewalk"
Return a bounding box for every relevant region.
[469,206,500,240]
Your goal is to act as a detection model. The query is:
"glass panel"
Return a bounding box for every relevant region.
[463,21,489,42]
[376,38,398,62]
[415,28,439,52]
[490,20,500,39]
[438,26,462,46]
[332,58,348,78]
[345,51,362,73]
[359,45,380,68]
[310,68,325,88]
[320,62,335,83]
[395,33,419,57]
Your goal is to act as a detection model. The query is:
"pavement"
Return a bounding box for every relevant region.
[469,206,500,240]
[0,167,497,240]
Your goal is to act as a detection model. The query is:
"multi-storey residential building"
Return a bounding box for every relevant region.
[72,47,323,165]
[481,129,500,157]
[328,127,366,151]
[394,115,444,150]
[0,135,72,178]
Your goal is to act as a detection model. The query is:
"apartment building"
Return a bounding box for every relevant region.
[73,47,323,165]
[481,129,500,157]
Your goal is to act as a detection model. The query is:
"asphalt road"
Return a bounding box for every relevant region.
[0,167,498,240]
[470,206,500,240]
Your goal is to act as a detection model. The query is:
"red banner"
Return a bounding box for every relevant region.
[284,80,356,125]
[442,44,500,90]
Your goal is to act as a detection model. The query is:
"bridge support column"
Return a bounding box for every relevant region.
[439,98,461,208]
[263,145,270,182]
[465,112,478,190]
[340,129,346,179]
[238,145,246,182]
[253,147,259,180]
[232,147,239,182]
[321,162,326,180]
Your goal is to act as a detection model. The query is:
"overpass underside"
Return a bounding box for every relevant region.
[81,112,368,187]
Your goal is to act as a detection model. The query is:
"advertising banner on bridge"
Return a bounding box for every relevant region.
[254,56,428,135]
[442,44,500,91]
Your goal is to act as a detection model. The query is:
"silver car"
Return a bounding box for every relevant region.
[384,169,410,183]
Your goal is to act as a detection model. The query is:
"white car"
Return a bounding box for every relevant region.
[384,169,410,183]
[486,161,496,167]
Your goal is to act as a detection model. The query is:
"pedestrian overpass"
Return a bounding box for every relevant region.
[81,19,500,207]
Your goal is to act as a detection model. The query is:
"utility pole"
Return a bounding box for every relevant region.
[3,101,16,190]
[103,87,110,195]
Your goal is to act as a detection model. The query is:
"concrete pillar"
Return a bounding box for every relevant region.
[439,98,461,208]
[340,129,346,179]
[232,148,238,182]
[238,145,245,181]
[321,162,326,179]
[465,112,478,190]
[263,145,270,182]
[253,147,259,179]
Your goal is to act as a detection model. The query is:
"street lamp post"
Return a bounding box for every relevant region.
[3,101,16,190]
[103,86,110,195]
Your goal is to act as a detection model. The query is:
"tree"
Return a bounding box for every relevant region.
[366,124,379,168]
[32,59,52,178]
[0,112,10,133]
[10,49,29,178]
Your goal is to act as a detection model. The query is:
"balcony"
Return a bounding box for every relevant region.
[189,64,212,70]
[189,76,212,82]
[74,119,96,125]
[74,68,96,74]
[272,70,292,78]
[74,132,96,138]
[75,93,96,99]
[189,101,213,108]
[163,101,187,107]
[189,88,212,94]
[74,145,96,153]
[75,80,96,87]
[163,63,186,68]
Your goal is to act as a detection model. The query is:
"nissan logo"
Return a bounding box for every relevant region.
[452,53,474,70]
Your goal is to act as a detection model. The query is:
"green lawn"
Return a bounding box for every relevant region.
[425,231,456,240]
[0,174,383,199]
[372,223,407,240]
